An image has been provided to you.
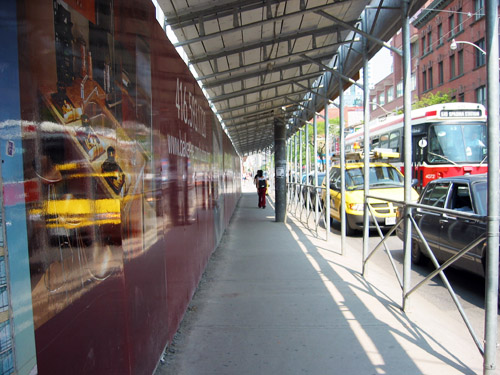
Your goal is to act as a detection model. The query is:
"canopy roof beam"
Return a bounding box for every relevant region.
[171,1,351,47]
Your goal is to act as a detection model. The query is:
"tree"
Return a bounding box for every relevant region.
[295,117,339,171]
[412,90,456,109]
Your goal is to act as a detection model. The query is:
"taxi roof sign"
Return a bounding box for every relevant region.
[341,148,400,162]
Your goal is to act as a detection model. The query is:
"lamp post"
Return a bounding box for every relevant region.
[368,101,398,116]
[450,38,500,62]
[450,38,486,55]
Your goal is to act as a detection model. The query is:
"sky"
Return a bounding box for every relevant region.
[368,47,393,87]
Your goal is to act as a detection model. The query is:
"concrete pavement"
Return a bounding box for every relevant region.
[155,181,487,375]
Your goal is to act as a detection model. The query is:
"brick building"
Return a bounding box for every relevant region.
[413,0,488,105]
[369,0,491,121]
[368,25,420,120]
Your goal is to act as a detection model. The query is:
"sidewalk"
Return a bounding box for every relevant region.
[155,181,485,375]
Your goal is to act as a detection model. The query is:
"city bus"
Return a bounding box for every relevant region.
[344,102,487,189]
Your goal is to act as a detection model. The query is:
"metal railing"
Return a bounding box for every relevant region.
[286,181,327,238]
[362,194,488,356]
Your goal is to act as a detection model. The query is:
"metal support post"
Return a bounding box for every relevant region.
[401,0,413,312]
[287,137,291,204]
[484,0,499,373]
[305,113,310,213]
[339,46,346,255]
[286,138,290,198]
[274,118,287,222]
[362,18,370,271]
[313,111,319,223]
[324,76,331,238]
[299,128,303,208]
[293,133,297,205]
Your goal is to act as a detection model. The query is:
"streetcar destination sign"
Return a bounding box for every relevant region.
[440,110,481,117]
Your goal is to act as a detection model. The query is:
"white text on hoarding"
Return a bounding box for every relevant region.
[176,78,207,138]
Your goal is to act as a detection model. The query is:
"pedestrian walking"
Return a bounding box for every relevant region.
[255,170,267,208]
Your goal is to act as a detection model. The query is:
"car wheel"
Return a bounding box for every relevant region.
[411,239,426,265]
[345,218,356,236]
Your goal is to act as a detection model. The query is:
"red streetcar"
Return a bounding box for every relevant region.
[345,102,487,189]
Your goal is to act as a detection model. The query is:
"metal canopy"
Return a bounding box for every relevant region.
[158,0,426,155]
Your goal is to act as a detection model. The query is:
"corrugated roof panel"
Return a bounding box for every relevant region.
[159,0,428,154]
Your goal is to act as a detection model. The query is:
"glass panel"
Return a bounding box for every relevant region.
[428,124,486,163]
[389,131,400,152]
[379,134,389,148]
[396,81,403,97]
[422,183,449,207]
[473,181,487,216]
[345,166,403,190]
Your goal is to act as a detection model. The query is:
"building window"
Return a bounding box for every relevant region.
[458,50,464,75]
[421,35,426,55]
[449,14,455,35]
[428,67,433,90]
[450,54,456,79]
[475,86,486,105]
[475,38,486,67]
[371,101,378,111]
[411,73,416,91]
[422,70,427,91]
[387,87,394,102]
[475,0,485,20]
[458,93,465,102]
[457,8,463,32]
[427,31,432,52]
[438,61,444,85]
[411,42,419,58]
[396,81,403,97]
[476,86,486,105]
[438,24,443,45]
[378,92,385,105]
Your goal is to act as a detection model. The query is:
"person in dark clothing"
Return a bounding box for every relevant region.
[255,170,267,208]
[101,146,125,195]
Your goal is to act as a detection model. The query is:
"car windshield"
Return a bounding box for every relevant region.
[346,166,404,190]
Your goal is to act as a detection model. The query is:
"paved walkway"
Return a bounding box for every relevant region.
[155,181,486,375]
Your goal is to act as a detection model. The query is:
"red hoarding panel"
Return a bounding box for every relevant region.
[14,0,240,373]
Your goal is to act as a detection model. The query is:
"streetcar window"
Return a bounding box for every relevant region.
[389,131,400,152]
[427,123,486,164]
[379,134,389,148]
[463,124,487,161]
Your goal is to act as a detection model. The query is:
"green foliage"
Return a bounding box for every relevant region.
[294,118,340,169]
[412,90,456,109]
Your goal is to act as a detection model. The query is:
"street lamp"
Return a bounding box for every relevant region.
[367,101,398,116]
[450,38,486,55]
[450,38,500,62]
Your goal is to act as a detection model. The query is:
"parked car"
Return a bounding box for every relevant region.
[303,172,326,210]
[397,174,488,277]
[322,162,419,235]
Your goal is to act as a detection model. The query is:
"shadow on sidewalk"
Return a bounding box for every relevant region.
[156,192,480,375]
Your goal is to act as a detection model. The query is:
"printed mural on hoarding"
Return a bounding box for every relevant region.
[23,0,161,329]
[7,0,240,373]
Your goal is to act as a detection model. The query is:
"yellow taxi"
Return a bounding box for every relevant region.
[321,159,419,235]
